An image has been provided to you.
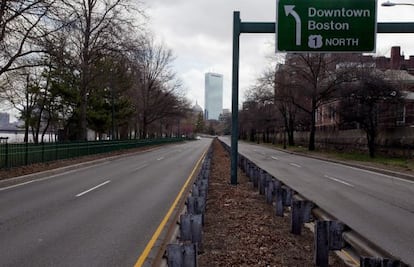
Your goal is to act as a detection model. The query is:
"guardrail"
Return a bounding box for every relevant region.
[149,144,213,267]
[154,139,408,266]
[218,139,408,267]
[0,138,184,170]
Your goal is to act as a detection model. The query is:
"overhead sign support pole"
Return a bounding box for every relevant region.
[231,12,240,185]
[230,10,414,185]
[231,12,275,185]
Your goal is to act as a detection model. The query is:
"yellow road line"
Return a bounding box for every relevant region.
[134,148,208,267]
[341,249,360,266]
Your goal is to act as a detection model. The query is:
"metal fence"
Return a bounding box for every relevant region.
[0,138,184,170]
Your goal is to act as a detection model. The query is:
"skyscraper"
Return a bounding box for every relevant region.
[204,72,223,120]
[0,112,10,127]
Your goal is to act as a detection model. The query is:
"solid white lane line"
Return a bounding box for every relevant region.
[0,162,110,192]
[0,180,36,192]
[324,175,354,187]
[271,156,279,160]
[289,163,302,168]
[76,180,111,197]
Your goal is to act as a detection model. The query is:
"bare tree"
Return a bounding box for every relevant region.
[130,37,184,138]
[244,76,277,143]
[274,64,310,146]
[58,0,145,140]
[338,69,402,158]
[239,100,258,142]
[2,69,42,143]
[0,0,61,78]
[285,53,349,150]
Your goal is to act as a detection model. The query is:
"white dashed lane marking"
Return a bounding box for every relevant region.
[76,180,111,197]
[289,163,302,168]
[324,175,354,187]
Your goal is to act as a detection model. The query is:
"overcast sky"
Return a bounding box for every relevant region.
[146,0,414,110]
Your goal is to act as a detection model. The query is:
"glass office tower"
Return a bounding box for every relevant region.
[204,73,223,120]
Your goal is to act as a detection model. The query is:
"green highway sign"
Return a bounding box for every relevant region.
[276,0,377,52]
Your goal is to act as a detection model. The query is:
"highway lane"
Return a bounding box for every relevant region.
[0,138,212,267]
[220,137,414,265]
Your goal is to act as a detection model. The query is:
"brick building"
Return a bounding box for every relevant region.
[273,47,414,154]
[310,46,414,129]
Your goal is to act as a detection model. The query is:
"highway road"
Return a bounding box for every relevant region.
[220,137,414,265]
[0,138,212,267]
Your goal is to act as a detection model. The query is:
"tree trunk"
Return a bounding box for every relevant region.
[142,116,148,139]
[249,129,255,142]
[34,105,45,144]
[367,131,376,158]
[24,118,29,143]
[288,130,295,146]
[41,117,51,143]
[32,126,38,144]
[24,83,29,143]
[79,2,92,141]
[308,100,316,151]
[288,116,295,146]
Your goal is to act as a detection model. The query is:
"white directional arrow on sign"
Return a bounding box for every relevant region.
[284,5,301,46]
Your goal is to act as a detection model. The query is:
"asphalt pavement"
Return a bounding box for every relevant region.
[220,137,414,265]
[0,138,212,267]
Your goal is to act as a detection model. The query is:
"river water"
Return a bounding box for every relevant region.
[0,132,55,143]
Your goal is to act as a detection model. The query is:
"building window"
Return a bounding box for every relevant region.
[396,104,406,126]
[328,106,336,123]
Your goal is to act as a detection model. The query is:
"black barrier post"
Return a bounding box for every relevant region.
[291,200,303,235]
[166,244,183,267]
[360,257,401,267]
[315,221,330,267]
[275,186,284,216]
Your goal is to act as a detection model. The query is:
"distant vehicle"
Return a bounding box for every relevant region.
[196,136,201,140]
